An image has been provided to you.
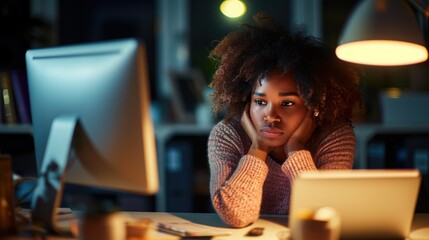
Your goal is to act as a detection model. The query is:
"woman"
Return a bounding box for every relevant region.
[207,13,362,228]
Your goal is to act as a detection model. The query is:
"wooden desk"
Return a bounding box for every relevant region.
[7,212,429,240]
[126,212,289,240]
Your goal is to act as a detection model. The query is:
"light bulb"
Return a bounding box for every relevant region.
[220,0,246,18]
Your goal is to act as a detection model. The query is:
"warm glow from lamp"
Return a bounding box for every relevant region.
[220,0,246,18]
[336,0,429,66]
[336,40,428,66]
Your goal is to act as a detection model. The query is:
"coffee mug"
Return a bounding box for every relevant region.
[291,207,341,240]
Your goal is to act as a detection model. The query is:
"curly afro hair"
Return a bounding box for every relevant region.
[209,12,363,127]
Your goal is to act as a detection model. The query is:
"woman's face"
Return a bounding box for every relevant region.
[250,69,308,147]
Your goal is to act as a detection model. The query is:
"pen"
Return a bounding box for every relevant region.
[157,222,194,237]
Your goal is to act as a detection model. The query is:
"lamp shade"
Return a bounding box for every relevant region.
[336,0,428,66]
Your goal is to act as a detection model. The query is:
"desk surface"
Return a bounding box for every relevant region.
[7,212,429,240]
[127,212,289,240]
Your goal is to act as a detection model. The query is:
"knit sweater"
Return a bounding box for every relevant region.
[207,118,355,228]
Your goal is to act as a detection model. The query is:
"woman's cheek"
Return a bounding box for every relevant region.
[249,107,260,126]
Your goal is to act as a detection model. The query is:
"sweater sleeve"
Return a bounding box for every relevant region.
[208,121,269,228]
[283,122,356,180]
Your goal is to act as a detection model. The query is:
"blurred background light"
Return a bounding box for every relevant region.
[220,0,247,18]
[385,87,402,98]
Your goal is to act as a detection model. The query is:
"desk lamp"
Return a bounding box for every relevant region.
[336,0,429,66]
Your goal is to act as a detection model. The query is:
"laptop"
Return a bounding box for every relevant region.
[289,169,421,239]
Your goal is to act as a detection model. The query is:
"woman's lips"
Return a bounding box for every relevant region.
[260,127,284,138]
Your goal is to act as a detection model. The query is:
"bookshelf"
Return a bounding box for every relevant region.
[0,124,36,179]
[354,123,429,169]
[155,123,214,212]
[0,68,34,178]
[354,123,429,213]
[0,124,32,134]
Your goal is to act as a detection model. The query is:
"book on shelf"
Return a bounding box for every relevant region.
[0,78,4,124]
[0,70,18,124]
[10,69,31,124]
[0,69,32,125]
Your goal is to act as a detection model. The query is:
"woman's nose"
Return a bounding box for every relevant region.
[264,104,281,123]
[263,115,280,123]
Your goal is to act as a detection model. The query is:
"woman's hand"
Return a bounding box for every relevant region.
[241,104,271,160]
[284,109,316,155]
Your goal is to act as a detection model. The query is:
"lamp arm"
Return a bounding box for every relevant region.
[407,0,429,18]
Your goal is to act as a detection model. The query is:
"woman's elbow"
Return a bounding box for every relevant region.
[213,200,259,228]
[219,212,257,228]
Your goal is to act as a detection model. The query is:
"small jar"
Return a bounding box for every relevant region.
[78,199,126,240]
[0,155,15,236]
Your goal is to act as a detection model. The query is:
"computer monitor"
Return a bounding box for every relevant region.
[25,38,159,233]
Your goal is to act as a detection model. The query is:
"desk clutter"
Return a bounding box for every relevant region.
[5,209,155,239]
[2,207,429,240]
[2,158,429,240]
[4,209,235,240]
[2,209,294,240]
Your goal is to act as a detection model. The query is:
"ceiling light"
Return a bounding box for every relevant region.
[220,0,246,18]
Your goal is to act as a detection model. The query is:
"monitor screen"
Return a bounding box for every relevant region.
[25,38,159,233]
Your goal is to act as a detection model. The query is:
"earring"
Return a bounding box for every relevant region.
[314,111,319,117]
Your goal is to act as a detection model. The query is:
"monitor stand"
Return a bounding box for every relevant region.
[30,116,79,235]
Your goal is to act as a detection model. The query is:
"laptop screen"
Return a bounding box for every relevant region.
[289,169,421,239]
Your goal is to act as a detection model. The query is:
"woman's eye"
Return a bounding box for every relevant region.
[254,99,266,105]
[281,101,294,106]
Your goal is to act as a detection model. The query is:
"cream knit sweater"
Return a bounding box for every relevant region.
[207,118,355,228]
